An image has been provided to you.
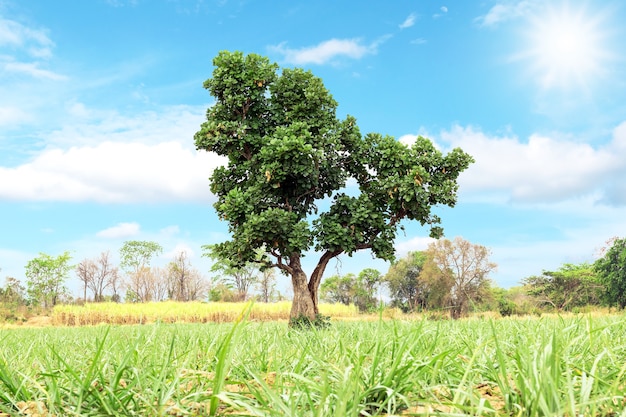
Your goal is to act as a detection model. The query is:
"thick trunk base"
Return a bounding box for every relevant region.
[290,273,319,323]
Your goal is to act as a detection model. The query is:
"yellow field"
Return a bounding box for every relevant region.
[51,301,359,326]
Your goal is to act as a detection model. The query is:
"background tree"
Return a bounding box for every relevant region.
[386,251,427,312]
[119,240,163,303]
[208,280,237,302]
[194,51,473,321]
[320,269,382,312]
[1,276,26,307]
[595,237,626,308]
[356,268,383,312]
[207,245,260,301]
[167,251,208,301]
[385,251,452,312]
[149,267,169,301]
[424,237,496,319]
[523,263,601,311]
[25,252,72,308]
[256,268,276,303]
[320,274,356,306]
[76,258,96,302]
[76,251,119,302]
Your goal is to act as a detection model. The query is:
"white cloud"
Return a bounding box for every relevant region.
[411,38,427,45]
[430,124,626,204]
[3,61,67,80]
[44,104,208,148]
[441,6,448,13]
[399,13,417,29]
[97,222,141,239]
[160,225,181,236]
[0,106,31,126]
[395,236,436,258]
[476,0,537,27]
[0,140,226,203]
[164,242,196,260]
[270,38,382,65]
[0,17,54,60]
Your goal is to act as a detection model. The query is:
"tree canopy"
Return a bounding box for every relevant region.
[194,51,474,320]
[25,252,72,308]
[595,237,626,308]
[523,263,600,311]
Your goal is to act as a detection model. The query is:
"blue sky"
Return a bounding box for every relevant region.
[1,0,625,295]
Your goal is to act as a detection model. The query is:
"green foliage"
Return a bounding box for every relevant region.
[208,282,237,302]
[385,251,430,312]
[25,252,72,308]
[205,244,264,301]
[119,241,163,274]
[524,263,601,311]
[320,268,381,312]
[594,237,626,308]
[194,51,473,317]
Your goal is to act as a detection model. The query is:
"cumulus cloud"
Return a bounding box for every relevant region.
[0,140,226,203]
[399,13,417,29]
[97,222,141,239]
[426,124,626,204]
[270,38,385,65]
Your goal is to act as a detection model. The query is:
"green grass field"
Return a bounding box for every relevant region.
[2,311,626,416]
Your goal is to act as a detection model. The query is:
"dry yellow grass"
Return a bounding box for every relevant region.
[51,301,359,326]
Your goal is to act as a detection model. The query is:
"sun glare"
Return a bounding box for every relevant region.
[521,2,611,90]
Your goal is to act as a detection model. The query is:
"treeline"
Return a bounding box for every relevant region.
[2,236,626,322]
[321,237,626,318]
[0,240,284,322]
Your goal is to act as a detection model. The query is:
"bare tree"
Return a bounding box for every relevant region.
[186,269,209,301]
[256,268,276,303]
[76,252,120,302]
[167,251,191,301]
[425,237,496,319]
[76,259,97,302]
[166,251,209,301]
[150,267,169,301]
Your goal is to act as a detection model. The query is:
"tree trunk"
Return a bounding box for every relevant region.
[288,255,317,321]
[290,269,317,321]
[287,251,341,323]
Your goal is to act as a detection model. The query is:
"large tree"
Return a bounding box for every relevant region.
[321,269,382,312]
[119,240,163,302]
[25,252,72,308]
[166,251,208,301]
[595,237,626,308]
[385,251,452,312]
[424,237,496,319]
[523,263,601,311]
[76,251,119,302]
[194,51,473,321]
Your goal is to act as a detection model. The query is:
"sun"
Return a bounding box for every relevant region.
[520,2,611,90]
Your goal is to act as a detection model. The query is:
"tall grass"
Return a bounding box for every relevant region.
[1,314,626,415]
[52,301,359,326]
